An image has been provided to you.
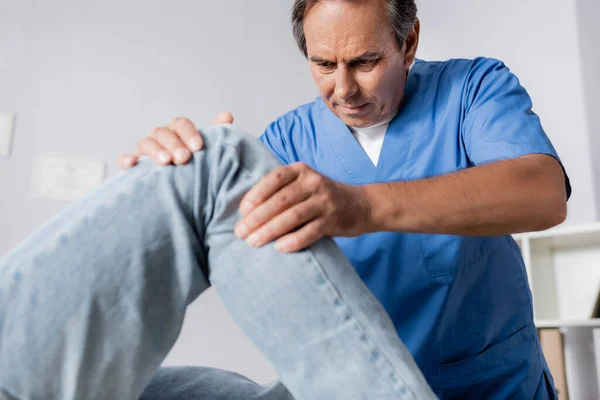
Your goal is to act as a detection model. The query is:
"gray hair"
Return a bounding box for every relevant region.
[291,0,418,58]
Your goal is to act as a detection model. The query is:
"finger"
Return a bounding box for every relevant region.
[244,199,322,248]
[234,184,311,239]
[239,166,300,215]
[275,218,326,253]
[150,126,192,165]
[137,136,172,165]
[212,111,234,125]
[118,153,139,169]
[167,117,204,152]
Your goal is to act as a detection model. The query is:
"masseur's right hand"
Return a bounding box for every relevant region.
[118,112,234,169]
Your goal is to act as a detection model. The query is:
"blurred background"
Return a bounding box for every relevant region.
[1,0,599,385]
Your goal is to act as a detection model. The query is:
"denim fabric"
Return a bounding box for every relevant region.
[0,125,437,400]
[140,367,292,400]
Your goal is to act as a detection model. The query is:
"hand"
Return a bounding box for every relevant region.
[118,112,235,169]
[234,162,372,253]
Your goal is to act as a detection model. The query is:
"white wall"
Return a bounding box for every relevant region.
[574,0,600,221]
[416,0,597,224]
[1,0,598,388]
[0,0,317,256]
[0,0,316,385]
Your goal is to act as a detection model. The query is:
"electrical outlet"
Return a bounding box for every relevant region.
[0,113,15,157]
[33,157,106,201]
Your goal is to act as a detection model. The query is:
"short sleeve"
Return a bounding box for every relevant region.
[462,58,571,199]
[259,119,290,166]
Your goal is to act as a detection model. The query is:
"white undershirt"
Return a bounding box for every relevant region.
[348,115,394,167]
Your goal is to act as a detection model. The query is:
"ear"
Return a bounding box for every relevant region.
[403,19,420,72]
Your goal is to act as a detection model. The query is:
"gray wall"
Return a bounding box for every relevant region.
[416,0,598,223]
[1,0,599,386]
[575,0,600,221]
[0,0,316,255]
[0,0,316,384]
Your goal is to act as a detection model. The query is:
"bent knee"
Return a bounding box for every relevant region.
[199,124,282,172]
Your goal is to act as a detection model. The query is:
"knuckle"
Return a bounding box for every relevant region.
[301,223,321,243]
[278,194,289,208]
[274,169,285,182]
[310,222,322,237]
[324,191,335,205]
[322,200,334,215]
[258,226,271,240]
[170,117,193,128]
[291,208,304,223]
[273,166,294,184]
[307,173,324,190]
[246,215,259,229]
[169,116,188,125]
[157,129,178,144]
[296,162,310,171]
[137,138,150,154]
[148,126,161,138]
[318,196,335,215]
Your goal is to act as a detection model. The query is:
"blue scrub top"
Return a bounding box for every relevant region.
[259,57,570,399]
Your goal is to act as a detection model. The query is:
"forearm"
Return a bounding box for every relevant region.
[364,154,567,236]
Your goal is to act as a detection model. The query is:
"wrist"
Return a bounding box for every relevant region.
[363,182,413,233]
[359,184,389,233]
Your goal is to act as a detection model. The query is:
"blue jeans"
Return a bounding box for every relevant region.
[0,125,437,400]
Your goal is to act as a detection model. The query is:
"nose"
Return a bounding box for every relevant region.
[334,66,358,101]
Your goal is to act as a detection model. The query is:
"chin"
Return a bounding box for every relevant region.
[325,101,378,127]
[338,115,375,128]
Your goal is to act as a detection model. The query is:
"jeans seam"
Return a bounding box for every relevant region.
[303,250,417,399]
[194,140,249,224]
[192,154,205,240]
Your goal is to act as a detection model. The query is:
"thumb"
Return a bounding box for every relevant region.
[211,111,234,126]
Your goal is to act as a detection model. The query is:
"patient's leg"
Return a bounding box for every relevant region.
[0,125,436,400]
[140,367,293,400]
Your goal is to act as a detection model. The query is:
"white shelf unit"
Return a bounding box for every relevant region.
[513,223,600,398]
[513,222,600,325]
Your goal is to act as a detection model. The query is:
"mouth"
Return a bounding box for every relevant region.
[336,103,370,114]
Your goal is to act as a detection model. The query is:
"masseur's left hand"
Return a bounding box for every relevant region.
[234,162,372,253]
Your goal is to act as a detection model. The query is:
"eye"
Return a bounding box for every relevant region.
[317,61,336,72]
[356,59,378,69]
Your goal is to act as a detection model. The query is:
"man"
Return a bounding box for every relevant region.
[122,0,570,398]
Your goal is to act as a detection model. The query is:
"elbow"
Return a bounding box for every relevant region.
[534,191,567,231]
[545,200,567,229]
[530,155,568,231]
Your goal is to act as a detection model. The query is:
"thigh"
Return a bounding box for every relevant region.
[140,367,295,400]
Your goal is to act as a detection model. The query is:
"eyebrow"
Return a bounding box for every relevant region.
[309,51,383,64]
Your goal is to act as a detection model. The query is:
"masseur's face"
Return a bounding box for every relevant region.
[304,0,419,128]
